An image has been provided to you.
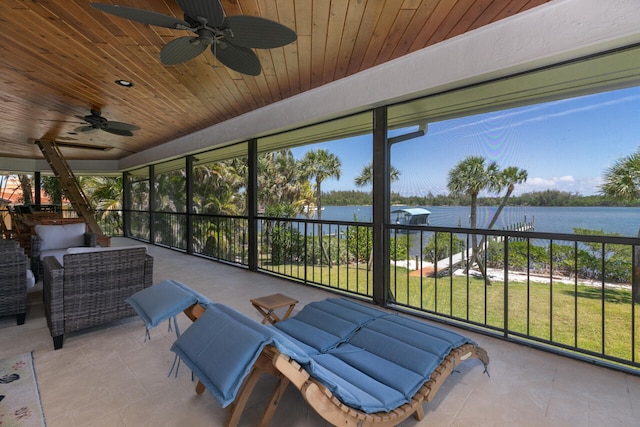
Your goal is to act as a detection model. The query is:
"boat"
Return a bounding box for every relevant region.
[391,207,431,226]
[303,205,325,214]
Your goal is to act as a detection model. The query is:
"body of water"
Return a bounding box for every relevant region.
[316,205,640,237]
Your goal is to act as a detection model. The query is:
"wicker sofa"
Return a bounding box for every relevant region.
[43,246,153,349]
[0,239,35,325]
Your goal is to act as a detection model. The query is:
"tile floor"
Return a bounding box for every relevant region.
[1,237,639,426]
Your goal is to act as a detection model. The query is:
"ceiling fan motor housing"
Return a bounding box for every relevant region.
[84,114,108,129]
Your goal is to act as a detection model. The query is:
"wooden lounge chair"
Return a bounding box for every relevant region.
[179,299,490,427]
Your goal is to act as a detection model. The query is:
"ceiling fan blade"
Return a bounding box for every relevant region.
[91,3,190,29]
[223,16,297,49]
[212,42,261,76]
[177,0,224,27]
[75,125,97,132]
[55,142,113,151]
[102,128,134,137]
[106,121,140,132]
[160,36,208,65]
[40,118,85,124]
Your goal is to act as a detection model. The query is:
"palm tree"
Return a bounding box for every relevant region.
[354,162,401,270]
[193,160,245,215]
[600,148,640,303]
[300,149,342,266]
[600,149,640,201]
[354,162,400,187]
[474,166,528,254]
[17,174,33,204]
[258,150,307,217]
[447,156,502,278]
[485,166,528,230]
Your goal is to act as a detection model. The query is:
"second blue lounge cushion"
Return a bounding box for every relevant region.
[170,305,271,408]
[308,352,408,413]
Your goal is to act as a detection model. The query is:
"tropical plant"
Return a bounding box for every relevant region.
[389,236,409,261]
[300,149,342,266]
[79,176,124,235]
[423,232,465,263]
[344,219,372,263]
[191,159,247,257]
[41,176,64,206]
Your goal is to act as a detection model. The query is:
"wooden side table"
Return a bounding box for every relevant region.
[250,293,298,325]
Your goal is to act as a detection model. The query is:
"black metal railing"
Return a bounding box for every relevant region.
[123,211,640,373]
[153,211,187,250]
[388,224,640,373]
[192,213,248,265]
[94,209,124,237]
[257,217,373,297]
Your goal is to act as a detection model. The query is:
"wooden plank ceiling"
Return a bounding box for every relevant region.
[0,0,550,161]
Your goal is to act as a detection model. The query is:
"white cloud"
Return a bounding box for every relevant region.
[514,175,606,196]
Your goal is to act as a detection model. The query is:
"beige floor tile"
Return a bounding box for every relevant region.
[2,237,639,426]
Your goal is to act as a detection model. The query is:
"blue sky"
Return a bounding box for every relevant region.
[291,86,640,197]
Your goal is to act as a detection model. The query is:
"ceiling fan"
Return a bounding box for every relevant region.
[91,1,297,76]
[75,109,140,137]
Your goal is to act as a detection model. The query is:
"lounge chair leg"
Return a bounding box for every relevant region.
[414,404,425,421]
[226,367,263,427]
[53,335,64,350]
[195,380,206,394]
[16,313,26,325]
[259,376,290,427]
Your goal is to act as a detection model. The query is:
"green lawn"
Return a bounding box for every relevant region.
[261,262,640,363]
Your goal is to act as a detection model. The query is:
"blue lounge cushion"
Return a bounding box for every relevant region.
[319,298,388,322]
[275,318,341,353]
[171,305,271,408]
[126,280,199,330]
[147,285,479,416]
[273,301,476,413]
[274,298,387,352]
[292,304,359,337]
[349,327,444,376]
[306,298,387,325]
[374,314,472,350]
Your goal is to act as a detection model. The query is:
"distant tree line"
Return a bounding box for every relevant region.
[323,189,640,207]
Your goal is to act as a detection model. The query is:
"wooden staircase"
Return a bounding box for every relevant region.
[33,139,108,245]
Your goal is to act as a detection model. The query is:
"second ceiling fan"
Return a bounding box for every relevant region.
[91,1,297,76]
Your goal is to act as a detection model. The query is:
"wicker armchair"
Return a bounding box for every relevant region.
[0,240,29,325]
[43,246,153,349]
